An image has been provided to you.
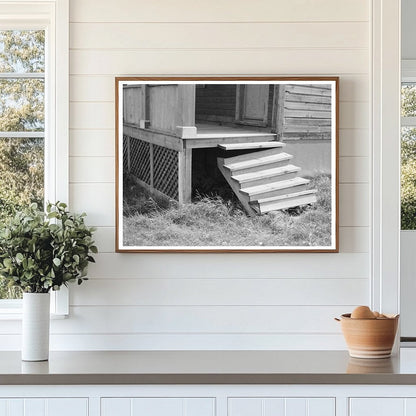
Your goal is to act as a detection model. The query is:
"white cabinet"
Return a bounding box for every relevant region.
[101,398,215,416]
[228,398,335,416]
[0,398,88,416]
[349,398,416,416]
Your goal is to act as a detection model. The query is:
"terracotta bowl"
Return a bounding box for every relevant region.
[337,313,399,359]
[347,357,395,373]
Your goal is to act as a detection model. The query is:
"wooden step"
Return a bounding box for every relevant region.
[241,177,310,202]
[222,147,287,166]
[218,141,285,151]
[224,151,293,175]
[217,157,257,216]
[231,164,301,188]
[251,190,318,214]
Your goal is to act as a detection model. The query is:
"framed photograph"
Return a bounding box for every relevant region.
[115,77,339,252]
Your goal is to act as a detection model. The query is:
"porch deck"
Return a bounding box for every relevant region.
[183,123,277,149]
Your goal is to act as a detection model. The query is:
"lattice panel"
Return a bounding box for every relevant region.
[128,136,151,184]
[123,135,129,172]
[153,144,179,200]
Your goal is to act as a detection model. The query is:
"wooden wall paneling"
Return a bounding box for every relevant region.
[70,0,369,23]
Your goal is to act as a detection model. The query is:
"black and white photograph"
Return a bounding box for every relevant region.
[116,78,338,252]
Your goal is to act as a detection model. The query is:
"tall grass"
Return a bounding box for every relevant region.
[123,175,332,247]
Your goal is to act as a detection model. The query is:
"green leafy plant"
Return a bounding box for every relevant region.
[0,202,97,293]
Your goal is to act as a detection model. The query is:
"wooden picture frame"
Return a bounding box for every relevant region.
[115,77,339,253]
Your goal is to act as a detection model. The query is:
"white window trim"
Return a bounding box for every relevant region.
[0,0,69,317]
[371,0,401,326]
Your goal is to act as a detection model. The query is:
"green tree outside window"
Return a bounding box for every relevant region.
[0,30,45,298]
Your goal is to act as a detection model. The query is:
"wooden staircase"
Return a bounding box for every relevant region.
[217,141,317,215]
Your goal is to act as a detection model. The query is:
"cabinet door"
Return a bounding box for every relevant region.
[350,398,416,416]
[228,398,335,416]
[101,398,215,416]
[350,398,404,416]
[0,398,88,416]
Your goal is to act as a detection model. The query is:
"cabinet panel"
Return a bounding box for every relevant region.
[101,398,215,416]
[101,398,131,416]
[47,398,88,416]
[7,400,23,416]
[308,398,336,416]
[132,398,183,416]
[228,398,263,416]
[228,398,334,416]
[405,398,416,414]
[349,398,405,416]
[350,398,416,416]
[285,398,307,416]
[24,400,45,416]
[0,398,87,416]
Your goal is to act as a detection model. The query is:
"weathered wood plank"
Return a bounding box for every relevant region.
[285,94,332,105]
[284,109,332,119]
[123,85,143,125]
[285,85,332,96]
[241,177,310,202]
[177,84,196,127]
[285,101,331,111]
[185,136,275,149]
[284,118,331,126]
[178,148,192,204]
[149,85,178,133]
[224,147,286,165]
[218,142,283,151]
[275,85,286,139]
[255,191,317,214]
[283,126,331,134]
[123,124,183,151]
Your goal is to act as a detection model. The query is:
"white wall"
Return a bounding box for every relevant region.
[4,0,373,350]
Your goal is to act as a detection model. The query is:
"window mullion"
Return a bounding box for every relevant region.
[0,132,44,138]
[0,72,44,79]
[401,117,416,127]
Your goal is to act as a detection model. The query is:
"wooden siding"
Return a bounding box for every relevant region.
[0,0,372,351]
[123,85,143,125]
[278,84,332,140]
[149,85,178,133]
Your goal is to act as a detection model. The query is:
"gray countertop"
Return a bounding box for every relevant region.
[2,349,416,385]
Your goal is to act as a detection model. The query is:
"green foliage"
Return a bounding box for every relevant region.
[0,30,46,297]
[0,138,44,224]
[0,202,97,294]
[401,128,416,164]
[401,86,416,229]
[402,159,416,230]
[0,31,45,133]
[0,30,45,73]
[402,85,416,117]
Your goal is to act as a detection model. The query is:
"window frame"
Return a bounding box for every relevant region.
[0,0,69,317]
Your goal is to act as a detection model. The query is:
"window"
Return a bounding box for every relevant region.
[0,0,69,315]
[0,29,45,300]
[401,78,416,229]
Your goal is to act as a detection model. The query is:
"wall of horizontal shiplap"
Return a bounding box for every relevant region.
[40,0,371,350]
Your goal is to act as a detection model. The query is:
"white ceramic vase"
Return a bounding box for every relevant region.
[22,292,50,361]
